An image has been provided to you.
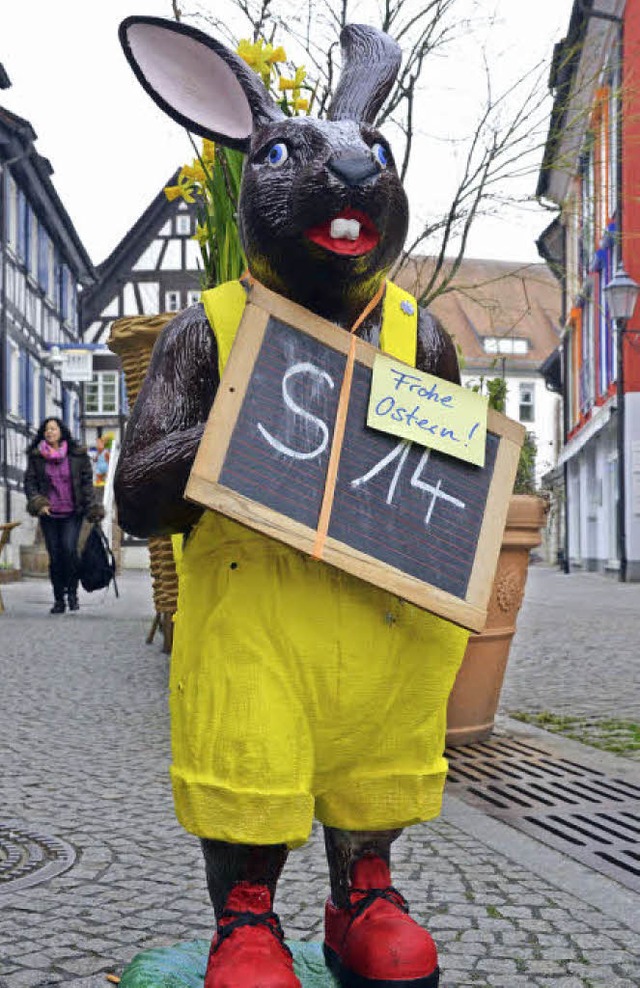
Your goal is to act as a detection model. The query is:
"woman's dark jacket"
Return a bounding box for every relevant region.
[24,444,100,519]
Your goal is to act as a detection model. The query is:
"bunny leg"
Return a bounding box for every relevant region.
[201,838,288,920]
[323,825,440,988]
[200,839,300,988]
[323,825,402,910]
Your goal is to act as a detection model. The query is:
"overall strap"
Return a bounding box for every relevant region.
[201,280,248,378]
[380,281,418,367]
[201,279,418,375]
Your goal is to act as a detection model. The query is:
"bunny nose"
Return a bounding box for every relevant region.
[327,154,380,187]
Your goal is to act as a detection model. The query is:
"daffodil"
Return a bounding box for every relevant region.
[279,65,307,101]
[202,139,216,164]
[181,160,209,185]
[164,172,196,204]
[194,222,210,246]
[293,97,309,112]
[267,45,287,65]
[237,39,277,85]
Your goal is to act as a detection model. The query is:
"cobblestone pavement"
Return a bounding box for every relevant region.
[502,563,640,721]
[1,570,639,988]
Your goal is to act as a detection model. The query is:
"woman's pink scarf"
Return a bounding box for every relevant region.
[39,439,68,462]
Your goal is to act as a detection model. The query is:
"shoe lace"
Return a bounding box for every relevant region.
[348,885,410,924]
[212,907,293,959]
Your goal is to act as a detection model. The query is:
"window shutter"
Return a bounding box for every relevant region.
[38,226,48,292]
[3,338,11,413]
[27,356,35,427]
[17,189,27,261]
[18,349,26,419]
[39,371,46,422]
[60,265,69,321]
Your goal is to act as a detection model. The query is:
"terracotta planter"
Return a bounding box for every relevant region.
[445,494,549,747]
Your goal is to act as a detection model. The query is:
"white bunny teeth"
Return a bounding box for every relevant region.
[330,218,361,240]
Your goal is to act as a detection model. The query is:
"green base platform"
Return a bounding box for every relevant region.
[120,939,339,988]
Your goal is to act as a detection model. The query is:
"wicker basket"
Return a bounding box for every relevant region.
[109,314,177,650]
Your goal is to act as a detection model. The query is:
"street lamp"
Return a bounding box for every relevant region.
[604,263,640,582]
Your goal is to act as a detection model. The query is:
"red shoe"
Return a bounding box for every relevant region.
[204,882,301,988]
[323,855,439,987]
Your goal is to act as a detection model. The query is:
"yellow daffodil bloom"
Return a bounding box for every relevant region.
[268,45,287,64]
[164,173,196,204]
[293,97,309,112]
[181,160,209,185]
[236,39,271,84]
[202,139,216,163]
[195,223,210,246]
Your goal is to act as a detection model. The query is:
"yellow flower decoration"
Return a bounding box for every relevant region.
[195,222,210,246]
[202,139,216,164]
[164,173,196,204]
[236,38,285,86]
[181,160,209,185]
[279,65,307,108]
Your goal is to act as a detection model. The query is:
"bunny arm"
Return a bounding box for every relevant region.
[114,304,219,538]
[115,297,461,539]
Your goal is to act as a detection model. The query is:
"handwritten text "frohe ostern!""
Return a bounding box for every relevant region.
[367,356,488,467]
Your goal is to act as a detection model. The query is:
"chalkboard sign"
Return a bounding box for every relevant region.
[186,283,524,632]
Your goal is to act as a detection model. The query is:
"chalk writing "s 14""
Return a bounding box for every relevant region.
[351,441,466,528]
[256,361,466,530]
[257,361,334,460]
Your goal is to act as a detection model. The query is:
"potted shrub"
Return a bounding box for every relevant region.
[445,378,549,746]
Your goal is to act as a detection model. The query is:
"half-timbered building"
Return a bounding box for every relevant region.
[1,67,95,568]
[79,178,202,450]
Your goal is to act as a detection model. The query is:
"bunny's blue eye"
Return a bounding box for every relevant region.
[267,143,289,167]
[372,143,388,168]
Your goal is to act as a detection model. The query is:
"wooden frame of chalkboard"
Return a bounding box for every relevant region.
[186,282,525,632]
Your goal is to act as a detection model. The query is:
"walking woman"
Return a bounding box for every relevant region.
[25,417,104,613]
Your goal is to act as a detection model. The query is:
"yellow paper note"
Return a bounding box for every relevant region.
[367,354,488,467]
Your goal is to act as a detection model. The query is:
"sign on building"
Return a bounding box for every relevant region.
[60,349,94,382]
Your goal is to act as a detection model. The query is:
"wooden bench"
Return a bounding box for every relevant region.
[0,521,21,613]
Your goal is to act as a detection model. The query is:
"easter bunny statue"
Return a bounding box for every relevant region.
[115,16,470,988]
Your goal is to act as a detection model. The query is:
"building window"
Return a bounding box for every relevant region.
[85,372,119,415]
[187,290,201,307]
[176,214,191,235]
[483,336,529,355]
[165,290,181,312]
[519,383,535,423]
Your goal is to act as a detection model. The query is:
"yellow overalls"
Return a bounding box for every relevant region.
[169,281,469,847]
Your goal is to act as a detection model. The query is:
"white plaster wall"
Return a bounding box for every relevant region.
[461,371,560,488]
[624,392,640,573]
[567,456,582,563]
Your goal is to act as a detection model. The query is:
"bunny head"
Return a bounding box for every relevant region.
[120,17,409,325]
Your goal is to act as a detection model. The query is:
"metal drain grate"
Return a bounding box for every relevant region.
[0,823,76,891]
[445,736,640,892]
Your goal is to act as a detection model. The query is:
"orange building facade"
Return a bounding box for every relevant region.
[538,0,640,578]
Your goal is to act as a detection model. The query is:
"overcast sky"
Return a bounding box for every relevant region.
[2,0,575,268]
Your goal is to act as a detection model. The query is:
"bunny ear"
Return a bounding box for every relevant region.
[119,16,284,152]
[327,24,401,125]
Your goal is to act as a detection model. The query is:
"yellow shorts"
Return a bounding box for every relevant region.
[170,512,469,847]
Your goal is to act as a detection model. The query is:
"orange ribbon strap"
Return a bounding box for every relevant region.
[311,282,386,559]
